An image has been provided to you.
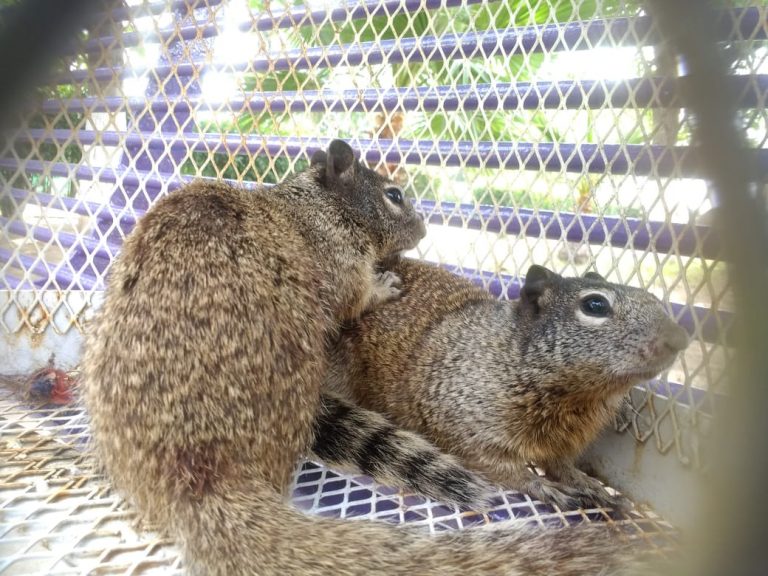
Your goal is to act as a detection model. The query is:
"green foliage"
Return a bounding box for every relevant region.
[187,0,673,213]
[241,68,331,94]
[471,0,613,30]
[10,50,91,198]
[181,150,308,185]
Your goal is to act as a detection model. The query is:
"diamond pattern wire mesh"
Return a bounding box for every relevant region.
[0,388,678,575]
[0,0,766,544]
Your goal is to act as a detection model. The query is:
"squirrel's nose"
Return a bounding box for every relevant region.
[416,213,427,238]
[661,323,689,353]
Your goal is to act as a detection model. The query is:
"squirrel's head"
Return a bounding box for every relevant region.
[518,264,689,394]
[309,140,426,258]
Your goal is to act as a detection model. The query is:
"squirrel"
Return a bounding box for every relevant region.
[328,257,690,511]
[82,140,640,575]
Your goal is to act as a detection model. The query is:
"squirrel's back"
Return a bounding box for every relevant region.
[328,258,495,412]
[86,179,327,505]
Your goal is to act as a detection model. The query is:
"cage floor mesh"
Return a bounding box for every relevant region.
[0,387,678,575]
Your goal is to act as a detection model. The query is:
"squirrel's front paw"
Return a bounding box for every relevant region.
[613,396,634,431]
[556,469,632,514]
[372,270,403,303]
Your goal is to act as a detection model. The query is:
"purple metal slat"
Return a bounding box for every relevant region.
[0,190,727,334]
[52,257,101,290]
[59,19,647,83]
[0,246,93,290]
[0,161,724,261]
[1,216,122,258]
[641,379,715,414]
[88,0,488,53]
[0,247,36,289]
[14,131,768,179]
[0,158,255,210]
[0,157,182,197]
[1,187,138,291]
[418,200,721,261]
[38,75,768,115]
[57,8,765,85]
[0,157,256,193]
[0,186,728,341]
[370,139,766,178]
[448,265,732,345]
[6,187,143,227]
[1,273,22,289]
[0,230,726,342]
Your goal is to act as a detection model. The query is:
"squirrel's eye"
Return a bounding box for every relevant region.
[385,187,403,205]
[580,294,612,317]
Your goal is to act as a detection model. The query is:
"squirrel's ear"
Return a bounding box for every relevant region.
[584,270,605,282]
[310,150,327,167]
[314,140,356,186]
[524,264,558,285]
[520,265,558,308]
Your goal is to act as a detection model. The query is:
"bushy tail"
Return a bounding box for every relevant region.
[311,392,493,508]
[176,475,642,576]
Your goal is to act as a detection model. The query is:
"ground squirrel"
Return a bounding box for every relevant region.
[83,141,639,575]
[328,257,689,510]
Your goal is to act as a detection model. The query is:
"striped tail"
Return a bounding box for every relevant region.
[311,392,493,508]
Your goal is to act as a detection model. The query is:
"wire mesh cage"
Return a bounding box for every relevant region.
[0,386,682,574]
[1,0,766,574]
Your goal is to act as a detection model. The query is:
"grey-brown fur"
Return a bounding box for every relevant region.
[329,258,689,510]
[83,140,641,575]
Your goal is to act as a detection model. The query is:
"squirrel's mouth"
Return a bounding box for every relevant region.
[618,352,680,382]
